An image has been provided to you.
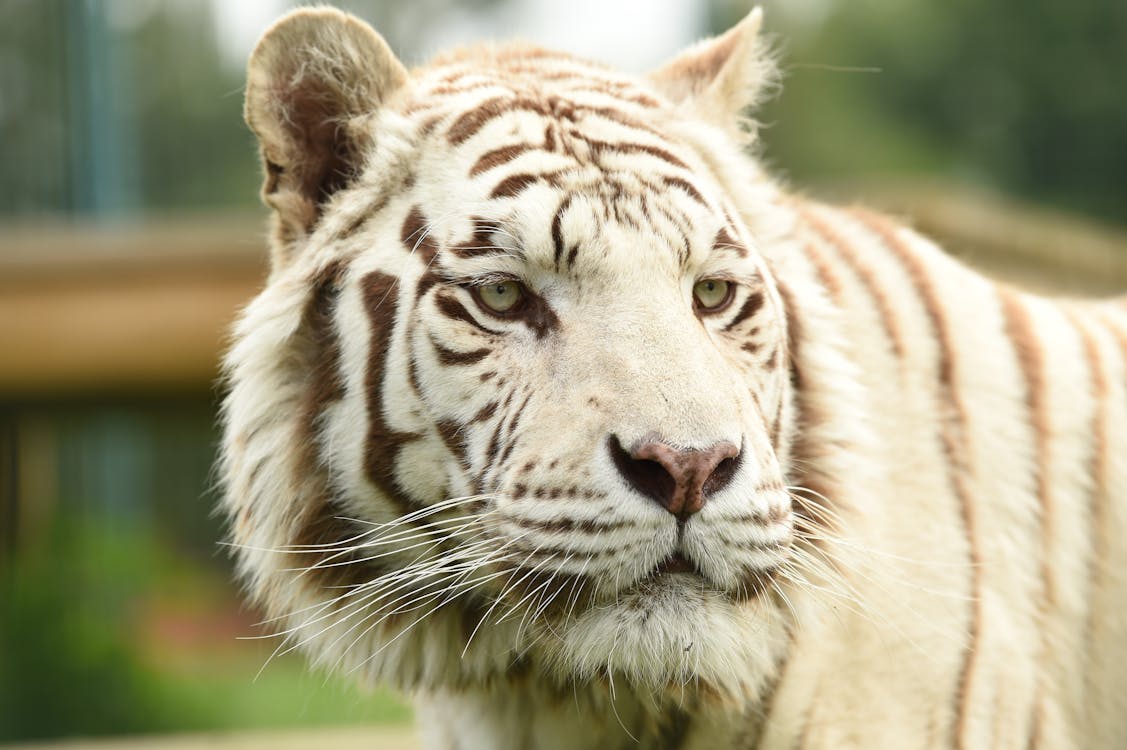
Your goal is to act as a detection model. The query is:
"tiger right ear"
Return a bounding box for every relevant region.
[245,8,407,268]
[648,7,774,142]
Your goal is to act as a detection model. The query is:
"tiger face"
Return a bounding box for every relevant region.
[225,7,799,700]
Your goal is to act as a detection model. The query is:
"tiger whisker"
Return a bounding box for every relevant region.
[343,493,498,530]
[508,551,575,641]
[250,526,503,639]
[280,516,488,573]
[329,565,516,675]
[344,559,528,678]
[491,551,561,629]
[222,500,491,558]
[461,538,550,657]
[280,545,517,673]
[283,517,492,575]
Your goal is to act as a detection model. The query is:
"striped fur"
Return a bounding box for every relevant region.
[220,8,1127,749]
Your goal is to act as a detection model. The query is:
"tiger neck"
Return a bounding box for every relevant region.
[414,680,750,749]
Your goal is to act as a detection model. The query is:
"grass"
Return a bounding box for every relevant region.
[1,521,411,743]
[141,650,413,734]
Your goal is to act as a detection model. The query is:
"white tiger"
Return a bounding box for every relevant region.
[220,6,1127,748]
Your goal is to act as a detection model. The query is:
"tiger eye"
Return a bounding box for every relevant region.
[693,279,732,311]
[477,280,525,313]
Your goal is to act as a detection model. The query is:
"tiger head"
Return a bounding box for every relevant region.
[223,7,840,704]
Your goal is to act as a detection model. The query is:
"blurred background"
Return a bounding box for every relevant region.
[1,0,1124,745]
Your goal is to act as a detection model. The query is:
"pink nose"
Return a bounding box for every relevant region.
[608,436,741,519]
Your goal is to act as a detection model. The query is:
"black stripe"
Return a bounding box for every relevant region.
[430,335,492,366]
[723,290,765,332]
[470,142,537,176]
[552,193,575,268]
[490,172,557,199]
[360,271,423,513]
[434,292,500,336]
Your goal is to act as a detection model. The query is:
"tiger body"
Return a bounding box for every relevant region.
[221,8,1127,749]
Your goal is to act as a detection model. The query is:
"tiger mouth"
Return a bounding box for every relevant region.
[651,552,699,577]
[640,550,781,603]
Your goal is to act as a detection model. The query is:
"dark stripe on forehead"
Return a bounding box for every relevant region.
[449,218,512,260]
[585,138,689,171]
[490,171,560,199]
[551,193,576,268]
[447,96,540,146]
[401,205,439,264]
[426,80,499,97]
[662,176,706,207]
[470,142,538,176]
[798,241,846,304]
[361,271,423,512]
[583,106,660,136]
[446,94,656,147]
[713,227,747,257]
[998,287,1056,750]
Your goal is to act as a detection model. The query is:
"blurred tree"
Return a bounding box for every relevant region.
[713,0,1127,224]
[0,0,71,214]
[0,0,516,219]
[0,0,258,217]
[0,523,172,740]
[128,3,259,212]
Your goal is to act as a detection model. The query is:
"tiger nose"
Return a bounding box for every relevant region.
[608,436,741,520]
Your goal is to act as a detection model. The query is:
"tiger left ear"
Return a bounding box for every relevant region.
[245,8,408,270]
[648,7,773,140]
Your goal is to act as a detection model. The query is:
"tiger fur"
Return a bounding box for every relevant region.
[220,7,1127,748]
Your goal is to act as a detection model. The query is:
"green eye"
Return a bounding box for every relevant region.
[693,278,732,311]
[476,280,525,313]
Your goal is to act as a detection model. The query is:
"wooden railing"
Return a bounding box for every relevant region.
[825,180,1127,296]
[0,213,266,394]
[0,726,421,750]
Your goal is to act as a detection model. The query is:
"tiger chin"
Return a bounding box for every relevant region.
[221,6,1127,749]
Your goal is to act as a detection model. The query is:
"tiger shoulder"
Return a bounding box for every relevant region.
[219,6,1127,748]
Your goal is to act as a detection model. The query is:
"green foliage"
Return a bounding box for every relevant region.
[3,0,1121,221]
[748,0,1127,223]
[0,521,410,743]
[0,0,258,216]
[0,524,176,740]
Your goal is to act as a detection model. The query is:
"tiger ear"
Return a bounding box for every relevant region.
[245,8,408,266]
[648,7,773,140]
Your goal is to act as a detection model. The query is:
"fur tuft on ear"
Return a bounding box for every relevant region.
[649,7,775,142]
[245,7,408,268]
